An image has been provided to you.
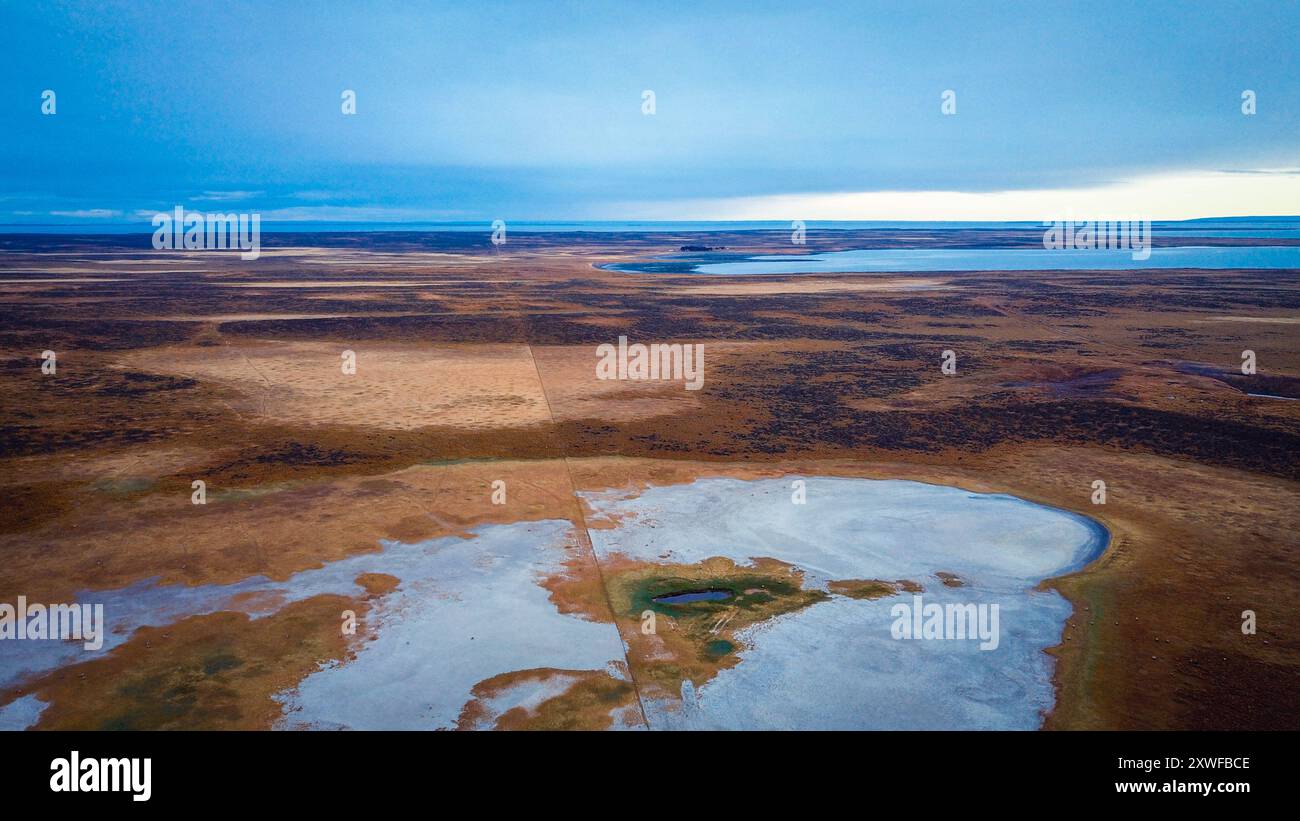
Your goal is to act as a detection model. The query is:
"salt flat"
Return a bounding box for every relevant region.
[582,475,1108,729]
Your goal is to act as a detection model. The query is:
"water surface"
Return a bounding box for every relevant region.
[609,245,1300,275]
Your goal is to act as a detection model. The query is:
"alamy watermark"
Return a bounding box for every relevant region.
[596,335,704,390]
[890,594,999,650]
[152,206,261,260]
[0,596,104,650]
[50,751,151,801]
[1042,218,1150,261]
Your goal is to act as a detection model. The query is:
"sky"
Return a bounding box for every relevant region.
[1,0,1298,223]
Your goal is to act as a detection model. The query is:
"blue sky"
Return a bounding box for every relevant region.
[1,0,1297,222]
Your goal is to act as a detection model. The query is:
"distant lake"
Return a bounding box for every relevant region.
[608,245,1300,275]
[4,217,1299,236]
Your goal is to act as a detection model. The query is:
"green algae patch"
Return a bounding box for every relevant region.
[618,559,827,630]
[601,556,828,697]
[633,573,815,618]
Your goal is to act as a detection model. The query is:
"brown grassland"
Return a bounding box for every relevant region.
[0,229,1297,729]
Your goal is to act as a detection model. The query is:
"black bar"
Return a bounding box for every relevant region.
[4,731,1284,807]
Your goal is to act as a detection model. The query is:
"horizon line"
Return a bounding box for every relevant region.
[3,215,1300,231]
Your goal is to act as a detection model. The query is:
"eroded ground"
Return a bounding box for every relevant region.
[0,229,1297,729]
